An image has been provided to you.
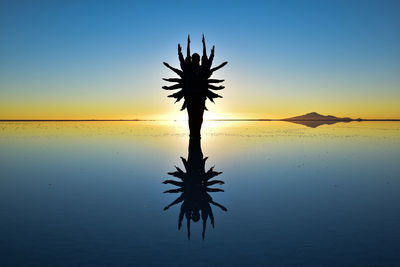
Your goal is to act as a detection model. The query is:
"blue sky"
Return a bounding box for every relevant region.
[1,0,399,119]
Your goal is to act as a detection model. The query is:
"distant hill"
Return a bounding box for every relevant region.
[283,112,353,121]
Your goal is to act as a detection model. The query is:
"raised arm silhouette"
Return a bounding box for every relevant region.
[162,35,228,138]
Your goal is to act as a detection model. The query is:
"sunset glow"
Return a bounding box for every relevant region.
[1,1,399,119]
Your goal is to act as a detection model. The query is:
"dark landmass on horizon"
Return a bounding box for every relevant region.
[282,112,353,128]
[209,112,400,128]
[283,112,353,121]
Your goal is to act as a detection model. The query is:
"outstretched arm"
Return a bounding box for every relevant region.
[207,79,224,83]
[209,61,228,75]
[186,214,191,240]
[206,180,225,186]
[210,200,227,211]
[162,83,183,90]
[208,84,225,90]
[178,204,186,229]
[207,45,215,69]
[185,34,191,62]
[201,34,208,66]
[164,194,184,210]
[178,44,185,71]
[163,78,182,83]
[206,188,224,192]
[201,208,209,240]
[202,34,207,57]
[163,188,184,193]
[162,179,183,186]
[208,205,215,227]
[163,62,184,77]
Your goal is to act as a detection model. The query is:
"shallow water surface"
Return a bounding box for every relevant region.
[0,121,399,266]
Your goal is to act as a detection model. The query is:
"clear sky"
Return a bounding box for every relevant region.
[1,0,399,119]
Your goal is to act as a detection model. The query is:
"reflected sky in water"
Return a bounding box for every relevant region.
[0,121,399,266]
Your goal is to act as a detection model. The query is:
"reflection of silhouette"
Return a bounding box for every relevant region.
[163,35,228,138]
[163,138,227,240]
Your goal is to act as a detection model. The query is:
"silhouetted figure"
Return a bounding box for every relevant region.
[162,138,227,240]
[163,35,228,138]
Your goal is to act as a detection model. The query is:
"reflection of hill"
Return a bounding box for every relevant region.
[162,138,227,240]
[282,112,353,128]
[283,112,353,122]
[287,120,347,128]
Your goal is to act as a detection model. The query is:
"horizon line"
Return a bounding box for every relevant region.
[1,118,400,122]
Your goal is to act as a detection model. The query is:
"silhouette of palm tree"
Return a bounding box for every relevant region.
[163,35,228,138]
[162,138,227,240]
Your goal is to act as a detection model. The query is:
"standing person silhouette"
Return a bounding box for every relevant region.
[177,35,206,138]
[186,53,206,138]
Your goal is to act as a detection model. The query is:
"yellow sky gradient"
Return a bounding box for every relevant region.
[1,95,399,120]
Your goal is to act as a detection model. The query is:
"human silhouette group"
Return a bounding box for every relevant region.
[163,35,227,138]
